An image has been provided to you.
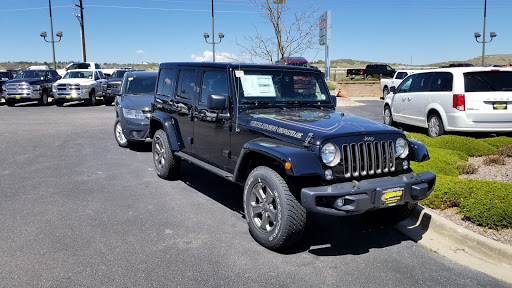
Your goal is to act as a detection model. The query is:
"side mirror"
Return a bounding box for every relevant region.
[390,86,396,93]
[57,75,62,80]
[330,95,337,105]
[207,94,227,110]
[95,76,100,80]
[111,88,120,96]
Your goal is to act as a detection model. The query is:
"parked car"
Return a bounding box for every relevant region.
[383,67,512,137]
[2,69,60,106]
[148,62,436,250]
[380,70,418,99]
[448,63,474,67]
[105,69,133,106]
[52,69,107,106]
[0,71,15,102]
[347,64,395,80]
[275,56,310,67]
[113,71,158,147]
[57,62,102,76]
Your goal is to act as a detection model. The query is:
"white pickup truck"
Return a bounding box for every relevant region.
[52,69,107,106]
[380,70,418,99]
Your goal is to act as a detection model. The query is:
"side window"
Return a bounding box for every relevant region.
[395,72,407,80]
[98,71,105,79]
[51,71,59,79]
[397,75,415,93]
[177,69,196,100]
[430,72,453,92]
[95,64,101,69]
[157,68,177,96]
[46,71,53,80]
[409,73,433,93]
[200,71,228,103]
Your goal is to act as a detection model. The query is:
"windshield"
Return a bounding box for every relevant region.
[64,71,93,79]
[464,71,512,92]
[14,70,45,79]
[111,70,128,79]
[67,63,91,70]
[236,69,330,106]
[0,72,10,79]
[125,75,157,95]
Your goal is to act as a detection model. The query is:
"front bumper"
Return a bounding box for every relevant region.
[301,171,436,216]
[121,117,150,141]
[4,91,41,101]
[53,90,89,101]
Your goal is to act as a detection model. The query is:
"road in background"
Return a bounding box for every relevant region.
[0,103,508,287]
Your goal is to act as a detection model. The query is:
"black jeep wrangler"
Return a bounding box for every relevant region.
[149,62,436,250]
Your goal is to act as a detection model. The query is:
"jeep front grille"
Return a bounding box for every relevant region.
[340,141,395,178]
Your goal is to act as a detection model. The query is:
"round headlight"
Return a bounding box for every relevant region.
[321,143,340,167]
[395,138,409,159]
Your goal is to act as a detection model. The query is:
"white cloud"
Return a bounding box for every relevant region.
[191,51,242,63]
[136,50,144,54]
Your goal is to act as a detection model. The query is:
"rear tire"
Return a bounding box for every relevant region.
[152,129,180,180]
[244,166,306,250]
[382,87,389,99]
[428,113,444,137]
[383,105,394,126]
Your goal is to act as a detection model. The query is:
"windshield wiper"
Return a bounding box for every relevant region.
[283,101,324,110]
[240,100,272,105]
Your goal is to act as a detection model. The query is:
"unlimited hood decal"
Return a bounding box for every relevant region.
[251,112,342,133]
[249,120,304,139]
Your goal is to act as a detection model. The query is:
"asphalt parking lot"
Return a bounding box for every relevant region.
[0,101,510,287]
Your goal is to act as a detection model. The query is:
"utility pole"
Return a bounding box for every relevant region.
[74,0,87,61]
[48,0,57,70]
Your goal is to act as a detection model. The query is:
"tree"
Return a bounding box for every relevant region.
[239,0,320,63]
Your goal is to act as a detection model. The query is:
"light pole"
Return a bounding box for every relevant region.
[203,0,224,62]
[474,0,497,66]
[40,0,62,70]
[273,0,285,64]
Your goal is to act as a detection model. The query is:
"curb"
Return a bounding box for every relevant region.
[394,205,512,284]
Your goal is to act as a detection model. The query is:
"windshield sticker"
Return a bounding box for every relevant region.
[240,75,276,97]
[235,70,244,77]
[250,121,303,139]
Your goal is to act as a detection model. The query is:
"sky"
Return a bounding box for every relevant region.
[0,0,511,66]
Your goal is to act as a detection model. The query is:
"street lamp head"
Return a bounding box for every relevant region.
[56,31,63,37]
[474,32,481,38]
[218,33,224,39]
[40,31,47,38]
[490,32,497,38]
[203,33,209,39]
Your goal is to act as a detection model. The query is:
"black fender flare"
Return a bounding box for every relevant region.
[149,111,184,151]
[409,139,430,162]
[233,138,324,182]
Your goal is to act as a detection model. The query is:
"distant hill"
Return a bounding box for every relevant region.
[311,54,512,68]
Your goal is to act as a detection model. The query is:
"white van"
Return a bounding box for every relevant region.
[383,67,512,137]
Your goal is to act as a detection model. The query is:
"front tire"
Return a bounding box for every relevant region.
[87,90,97,106]
[152,129,180,180]
[114,119,129,148]
[244,166,306,250]
[55,100,64,107]
[6,100,15,107]
[428,113,444,137]
[38,90,49,106]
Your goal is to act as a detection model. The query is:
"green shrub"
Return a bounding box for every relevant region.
[424,135,497,157]
[410,147,468,177]
[368,78,379,81]
[326,82,336,91]
[406,132,430,143]
[455,162,478,174]
[480,136,512,148]
[351,78,364,82]
[459,180,512,229]
[420,176,470,209]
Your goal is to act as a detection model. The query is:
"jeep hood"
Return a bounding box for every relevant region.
[120,94,152,111]
[239,108,402,144]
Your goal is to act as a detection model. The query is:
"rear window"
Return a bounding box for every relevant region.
[395,72,408,79]
[464,71,512,92]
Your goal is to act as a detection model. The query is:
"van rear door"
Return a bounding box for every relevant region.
[463,71,512,122]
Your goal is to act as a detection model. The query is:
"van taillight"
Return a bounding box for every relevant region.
[453,94,465,111]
